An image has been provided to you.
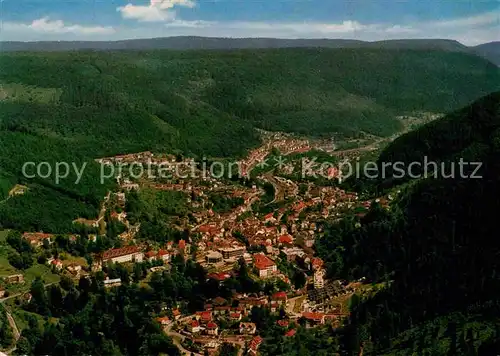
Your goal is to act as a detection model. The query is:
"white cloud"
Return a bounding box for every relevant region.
[427,10,498,28]
[118,0,195,22]
[157,12,498,45]
[2,17,115,37]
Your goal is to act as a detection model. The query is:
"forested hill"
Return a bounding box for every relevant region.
[0,48,499,232]
[317,92,500,355]
[0,37,468,52]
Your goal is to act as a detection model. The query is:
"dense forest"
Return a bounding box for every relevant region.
[1,49,499,232]
[315,92,500,355]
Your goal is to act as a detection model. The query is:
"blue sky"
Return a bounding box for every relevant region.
[1,0,498,45]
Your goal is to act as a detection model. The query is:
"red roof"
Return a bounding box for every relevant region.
[230,312,241,319]
[277,320,289,327]
[207,322,218,329]
[157,249,168,256]
[253,254,275,270]
[156,316,170,324]
[145,251,156,258]
[302,312,325,321]
[249,336,263,349]
[178,239,186,249]
[199,225,211,233]
[191,320,200,327]
[272,292,287,300]
[23,232,53,241]
[327,167,339,178]
[278,235,293,244]
[264,213,274,220]
[312,257,324,268]
[208,272,231,281]
[103,246,140,260]
[173,309,181,316]
[198,311,212,322]
[285,329,296,337]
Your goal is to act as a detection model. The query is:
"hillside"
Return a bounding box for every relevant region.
[0,48,499,232]
[472,41,500,66]
[317,92,500,355]
[0,37,471,53]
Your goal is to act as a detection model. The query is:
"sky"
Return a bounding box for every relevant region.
[0,0,498,45]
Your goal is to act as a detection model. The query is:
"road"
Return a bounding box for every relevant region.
[164,316,247,356]
[0,282,57,355]
[0,303,20,355]
[164,317,204,356]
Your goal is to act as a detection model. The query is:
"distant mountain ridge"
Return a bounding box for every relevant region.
[0,36,487,52]
[3,37,497,65]
[472,41,500,66]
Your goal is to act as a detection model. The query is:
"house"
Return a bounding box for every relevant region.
[111,211,127,223]
[157,249,170,262]
[239,322,256,335]
[277,320,289,328]
[278,234,293,245]
[207,272,231,282]
[230,312,242,322]
[4,274,24,284]
[253,253,277,279]
[172,309,181,320]
[104,278,122,288]
[248,335,263,355]
[66,263,83,277]
[206,251,223,264]
[101,246,144,264]
[218,246,246,260]
[145,251,157,262]
[302,312,325,327]
[206,322,218,336]
[23,232,54,247]
[271,292,288,305]
[263,213,276,223]
[197,311,212,323]
[50,259,63,271]
[188,319,201,333]
[311,258,324,271]
[285,329,296,337]
[314,269,326,289]
[156,317,171,327]
[214,306,231,316]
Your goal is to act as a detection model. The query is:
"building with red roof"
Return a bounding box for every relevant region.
[197,311,212,323]
[277,319,289,327]
[101,246,143,264]
[302,312,325,326]
[311,257,324,270]
[272,291,288,303]
[278,234,293,245]
[285,329,296,337]
[188,320,201,333]
[156,316,171,326]
[248,336,263,355]
[253,253,277,279]
[206,322,219,336]
[23,232,54,247]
